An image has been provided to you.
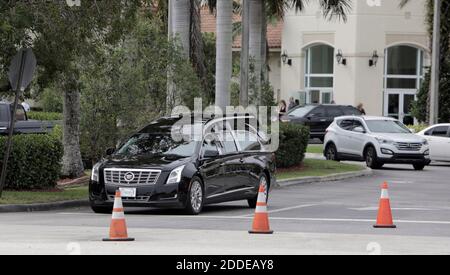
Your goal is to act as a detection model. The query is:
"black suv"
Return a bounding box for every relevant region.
[280,104,362,141]
[89,114,276,215]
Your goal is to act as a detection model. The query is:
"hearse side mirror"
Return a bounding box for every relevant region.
[203,150,219,159]
[105,148,115,156]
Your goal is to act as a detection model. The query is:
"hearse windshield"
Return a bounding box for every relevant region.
[116,131,197,158]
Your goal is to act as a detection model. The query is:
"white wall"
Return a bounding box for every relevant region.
[280,0,429,116]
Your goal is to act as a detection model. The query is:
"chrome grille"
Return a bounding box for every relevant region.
[394,142,422,151]
[107,195,150,202]
[104,168,161,185]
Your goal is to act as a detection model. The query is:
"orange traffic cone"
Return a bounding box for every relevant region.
[249,183,273,234]
[374,182,396,229]
[103,190,135,242]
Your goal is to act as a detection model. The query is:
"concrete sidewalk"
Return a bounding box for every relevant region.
[0,225,449,255]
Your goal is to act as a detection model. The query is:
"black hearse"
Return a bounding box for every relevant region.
[89,114,276,215]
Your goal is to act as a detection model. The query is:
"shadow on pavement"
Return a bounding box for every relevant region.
[124,204,249,216]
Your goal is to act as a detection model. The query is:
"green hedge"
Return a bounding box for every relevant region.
[0,134,63,190]
[27,111,63,121]
[276,123,310,168]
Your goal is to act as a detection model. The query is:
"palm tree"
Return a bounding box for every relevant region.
[215,0,233,110]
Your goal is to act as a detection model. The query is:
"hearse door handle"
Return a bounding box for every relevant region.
[0,127,6,131]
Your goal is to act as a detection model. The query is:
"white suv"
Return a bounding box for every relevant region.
[324,116,431,170]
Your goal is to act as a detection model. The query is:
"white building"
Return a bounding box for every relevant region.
[201,1,429,125]
[280,0,429,125]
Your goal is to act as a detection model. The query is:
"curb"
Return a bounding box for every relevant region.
[0,199,90,213]
[274,169,373,188]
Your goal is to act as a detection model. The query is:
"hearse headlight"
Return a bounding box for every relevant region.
[91,162,101,182]
[167,165,185,184]
[422,139,429,146]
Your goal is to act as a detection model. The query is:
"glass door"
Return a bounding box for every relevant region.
[384,91,416,125]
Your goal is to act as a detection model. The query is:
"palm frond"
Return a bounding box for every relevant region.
[319,0,352,22]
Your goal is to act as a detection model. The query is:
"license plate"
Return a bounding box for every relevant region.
[119,188,136,198]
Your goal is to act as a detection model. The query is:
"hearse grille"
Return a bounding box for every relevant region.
[394,142,422,152]
[107,195,150,202]
[104,168,161,185]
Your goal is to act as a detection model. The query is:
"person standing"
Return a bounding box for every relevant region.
[357,103,366,115]
[20,97,31,113]
[278,100,287,119]
[288,97,296,110]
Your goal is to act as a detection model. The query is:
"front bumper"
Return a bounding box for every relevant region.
[89,177,190,209]
[378,153,431,165]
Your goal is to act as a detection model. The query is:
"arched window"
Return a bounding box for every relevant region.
[384,45,424,125]
[303,44,335,104]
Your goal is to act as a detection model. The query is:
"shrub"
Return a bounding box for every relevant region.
[0,134,63,190]
[27,111,63,121]
[406,124,429,133]
[275,123,310,168]
[39,86,63,113]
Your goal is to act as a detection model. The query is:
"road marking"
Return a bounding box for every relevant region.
[184,215,450,225]
[240,204,316,217]
[350,207,440,211]
[384,180,414,184]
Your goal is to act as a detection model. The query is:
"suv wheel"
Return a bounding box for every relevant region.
[185,177,204,215]
[365,146,383,169]
[413,164,426,171]
[248,174,269,208]
[325,144,339,162]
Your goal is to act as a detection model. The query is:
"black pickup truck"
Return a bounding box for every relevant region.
[0,102,54,135]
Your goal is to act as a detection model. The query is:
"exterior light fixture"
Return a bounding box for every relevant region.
[369,50,379,67]
[336,50,347,66]
[281,51,292,66]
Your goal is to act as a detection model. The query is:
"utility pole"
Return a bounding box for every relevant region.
[429,0,441,125]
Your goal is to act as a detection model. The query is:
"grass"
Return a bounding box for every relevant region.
[276,159,364,181]
[306,144,324,154]
[0,186,88,205]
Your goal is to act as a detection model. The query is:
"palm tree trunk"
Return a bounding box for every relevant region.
[249,0,263,105]
[170,0,191,56]
[240,0,250,107]
[261,3,268,84]
[61,74,84,178]
[167,0,191,113]
[215,0,233,110]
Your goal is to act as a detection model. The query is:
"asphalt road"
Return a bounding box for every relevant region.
[1,162,450,255]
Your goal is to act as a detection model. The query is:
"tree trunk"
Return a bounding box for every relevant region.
[171,0,191,56]
[215,0,233,110]
[61,75,84,178]
[239,0,250,107]
[249,0,263,106]
[167,0,191,113]
[261,3,268,84]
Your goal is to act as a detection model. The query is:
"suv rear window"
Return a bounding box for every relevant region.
[327,106,344,117]
[338,119,354,131]
[342,106,362,115]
